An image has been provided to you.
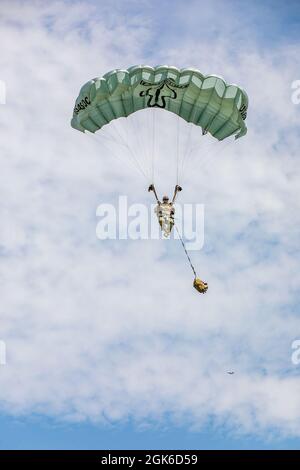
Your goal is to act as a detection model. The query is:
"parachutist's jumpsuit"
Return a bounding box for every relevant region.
[155,202,175,237]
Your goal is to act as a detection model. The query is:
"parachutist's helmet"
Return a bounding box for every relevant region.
[162,196,169,202]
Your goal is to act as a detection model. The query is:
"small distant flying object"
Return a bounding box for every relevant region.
[227,371,235,375]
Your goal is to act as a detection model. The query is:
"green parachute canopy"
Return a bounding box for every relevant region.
[71,65,248,140]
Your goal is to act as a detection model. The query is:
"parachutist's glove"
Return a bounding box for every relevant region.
[148,184,155,192]
[175,185,182,192]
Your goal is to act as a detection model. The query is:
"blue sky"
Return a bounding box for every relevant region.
[0,0,300,450]
[1,414,300,450]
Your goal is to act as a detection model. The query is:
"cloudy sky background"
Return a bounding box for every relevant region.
[0,0,300,449]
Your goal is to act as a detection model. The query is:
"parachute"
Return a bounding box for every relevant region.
[71,65,248,140]
[71,65,249,294]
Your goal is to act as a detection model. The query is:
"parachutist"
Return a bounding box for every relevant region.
[149,184,182,237]
[155,195,175,238]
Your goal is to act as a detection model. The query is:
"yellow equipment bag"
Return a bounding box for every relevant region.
[193,278,208,294]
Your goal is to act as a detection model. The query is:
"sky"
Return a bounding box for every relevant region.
[0,0,300,450]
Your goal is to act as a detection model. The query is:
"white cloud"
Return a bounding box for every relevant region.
[0,0,299,441]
